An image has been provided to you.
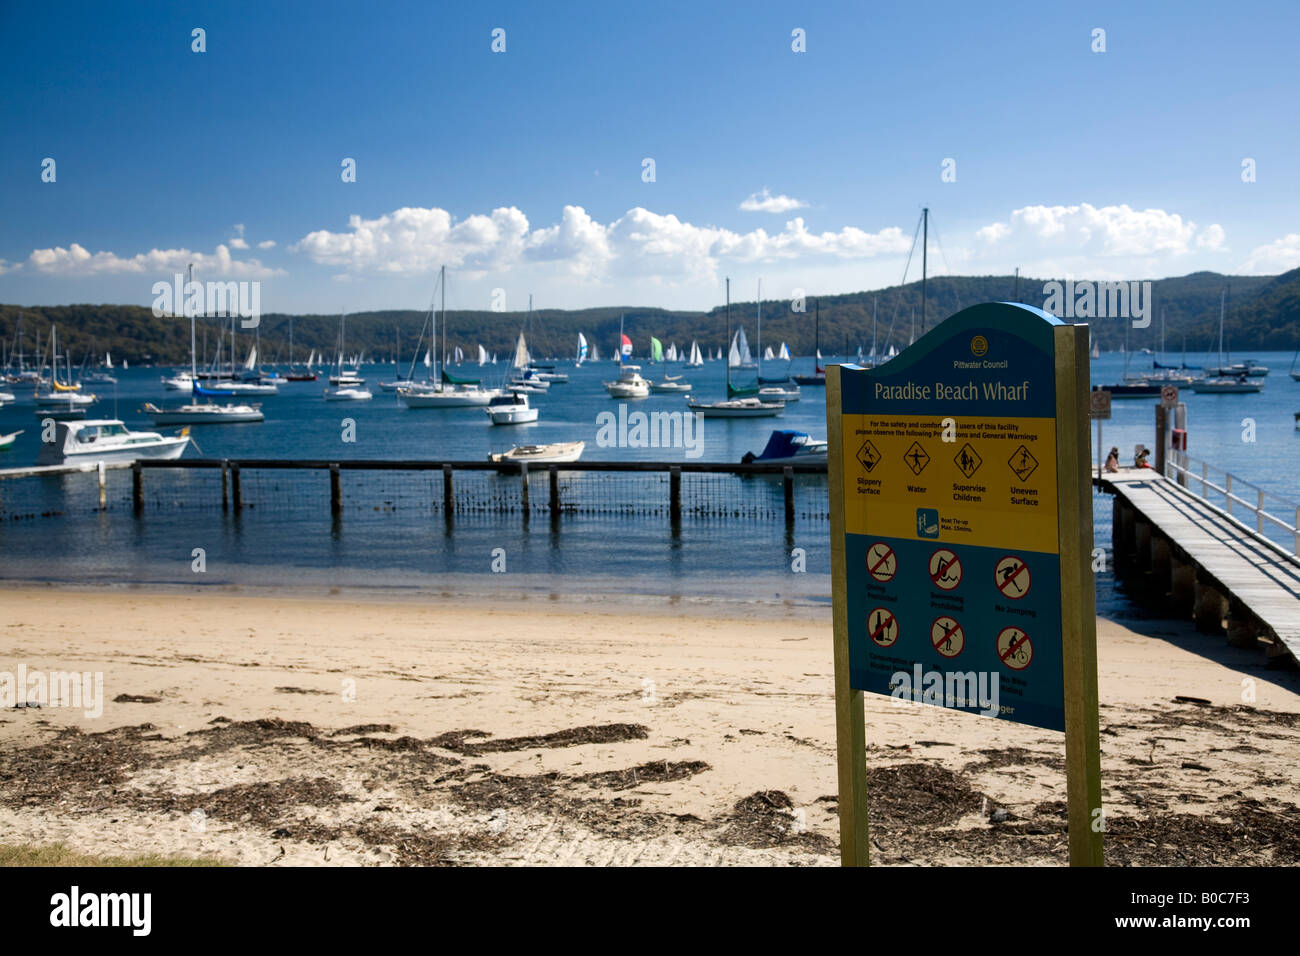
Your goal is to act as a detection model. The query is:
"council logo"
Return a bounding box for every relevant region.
[970,335,988,357]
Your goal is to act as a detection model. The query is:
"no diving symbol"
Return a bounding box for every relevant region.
[928,548,962,590]
[867,542,897,583]
[930,616,965,658]
[996,626,1033,670]
[995,555,1031,599]
[868,608,899,648]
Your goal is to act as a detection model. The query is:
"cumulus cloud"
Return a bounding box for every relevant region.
[1239,234,1300,274]
[24,242,283,278]
[229,237,249,249]
[292,204,909,282]
[739,188,808,213]
[257,239,276,249]
[975,203,1223,258]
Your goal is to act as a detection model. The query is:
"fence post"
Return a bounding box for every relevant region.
[97,460,106,510]
[221,460,229,511]
[670,466,681,522]
[330,464,342,517]
[1295,507,1299,556]
[519,461,530,515]
[1201,461,1207,499]
[783,466,795,526]
[132,461,143,515]
[548,465,559,514]
[1257,489,1265,534]
[231,463,242,513]
[1225,473,1232,517]
[442,464,453,527]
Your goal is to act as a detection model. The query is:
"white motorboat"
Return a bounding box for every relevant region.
[37,419,189,465]
[605,365,651,398]
[142,401,264,425]
[757,384,801,402]
[379,378,420,392]
[329,373,366,386]
[686,396,785,418]
[324,386,373,401]
[83,371,117,385]
[162,372,195,390]
[528,366,568,383]
[196,379,278,396]
[0,390,15,404]
[649,375,692,394]
[509,369,551,390]
[489,441,585,464]
[0,430,23,451]
[742,430,827,465]
[485,391,539,424]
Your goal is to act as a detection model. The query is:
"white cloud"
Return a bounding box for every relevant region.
[975,203,1222,257]
[25,242,283,278]
[0,259,12,275]
[257,239,276,249]
[229,237,249,249]
[292,204,909,283]
[1239,234,1300,274]
[739,188,809,213]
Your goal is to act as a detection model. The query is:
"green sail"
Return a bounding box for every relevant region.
[650,337,664,362]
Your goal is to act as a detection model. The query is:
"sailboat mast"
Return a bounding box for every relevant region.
[921,206,929,335]
[756,278,762,377]
[188,263,196,380]
[439,264,447,387]
[725,278,731,390]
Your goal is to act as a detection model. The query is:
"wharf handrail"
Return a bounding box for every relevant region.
[131,457,830,475]
[1164,452,1300,555]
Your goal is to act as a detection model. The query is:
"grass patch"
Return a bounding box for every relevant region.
[0,843,228,867]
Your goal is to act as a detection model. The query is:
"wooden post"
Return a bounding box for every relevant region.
[231,463,242,513]
[826,365,870,866]
[221,460,229,512]
[97,460,106,510]
[442,464,453,527]
[1149,535,1173,604]
[1171,556,1196,608]
[1055,323,1104,867]
[1154,404,1167,476]
[131,461,143,515]
[330,464,342,517]
[1193,579,1227,633]
[669,466,681,522]
[519,461,529,516]
[548,465,559,515]
[783,466,795,527]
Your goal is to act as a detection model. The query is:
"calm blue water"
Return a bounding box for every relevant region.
[1,351,1296,613]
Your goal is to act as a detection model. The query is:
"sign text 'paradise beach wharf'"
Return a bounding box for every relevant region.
[827,302,1103,866]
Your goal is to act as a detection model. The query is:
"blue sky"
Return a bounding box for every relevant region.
[2,0,1298,314]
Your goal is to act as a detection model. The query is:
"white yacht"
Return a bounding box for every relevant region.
[489,441,584,463]
[649,375,692,394]
[757,384,801,403]
[742,430,827,465]
[685,395,784,418]
[604,365,651,398]
[399,384,497,408]
[37,419,189,465]
[142,401,264,425]
[485,391,539,425]
[162,371,195,390]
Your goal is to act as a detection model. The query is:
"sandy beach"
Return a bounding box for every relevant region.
[1,584,1297,866]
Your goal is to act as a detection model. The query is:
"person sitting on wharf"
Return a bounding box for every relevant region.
[1104,447,1120,473]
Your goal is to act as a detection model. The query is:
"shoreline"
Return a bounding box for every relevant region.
[1,583,1297,866]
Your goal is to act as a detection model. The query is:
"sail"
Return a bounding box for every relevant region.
[728,331,741,368]
[778,342,790,361]
[716,347,723,361]
[576,332,588,365]
[650,337,663,363]
[590,342,600,362]
[423,349,431,368]
[512,332,529,369]
[689,341,703,366]
[454,346,464,364]
[478,344,489,365]
[816,348,823,360]
[620,333,633,358]
[105,352,113,369]
[736,327,752,364]
[244,346,256,370]
[763,346,775,361]
[666,343,677,362]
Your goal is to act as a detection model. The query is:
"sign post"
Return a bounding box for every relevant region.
[1090,388,1111,478]
[827,302,1103,866]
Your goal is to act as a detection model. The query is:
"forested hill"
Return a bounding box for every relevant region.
[4,269,1299,366]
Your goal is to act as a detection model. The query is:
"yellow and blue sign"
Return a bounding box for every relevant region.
[838,303,1067,731]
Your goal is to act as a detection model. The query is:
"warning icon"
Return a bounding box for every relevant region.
[857,440,882,473]
[1008,444,1039,482]
[903,441,931,476]
[953,443,982,479]
[867,608,900,648]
